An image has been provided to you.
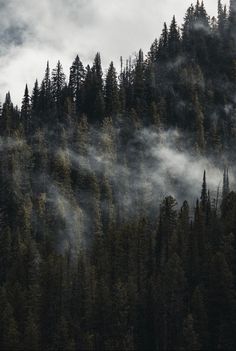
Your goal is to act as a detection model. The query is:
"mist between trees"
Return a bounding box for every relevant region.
[0,124,232,255]
[1,1,236,350]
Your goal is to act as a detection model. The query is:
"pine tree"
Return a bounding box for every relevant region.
[105,62,120,116]
[197,0,210,28]
[200,170,208,211]
[44,61,51,93]
[168,16,181,58]
[21,84,31,133]
[218,0,227,35]
[52,61,66,104]
[43,61,52,108]
[91,53,105,120]
[38,62,53,119]
[83,54,105,122]
[31,80,39,114]
[222,167,230,199]
[156,196,178,268]
[148,38,159,63]
[158,23,169,61]
[69,55,85,115]
[133,49,146,112]
[92,52,103,92]
[0,92,14,136]
[182,4,195,52]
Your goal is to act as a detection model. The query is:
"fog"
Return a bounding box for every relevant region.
[0,0,221,104]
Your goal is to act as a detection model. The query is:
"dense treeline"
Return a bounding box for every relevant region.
[1,0,236,350]
[2,0,236,153]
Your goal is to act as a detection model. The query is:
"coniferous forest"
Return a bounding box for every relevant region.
[1,0,236,350]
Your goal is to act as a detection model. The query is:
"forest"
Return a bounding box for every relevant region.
[1,0,236,350]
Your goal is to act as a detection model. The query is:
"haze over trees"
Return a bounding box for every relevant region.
[1,0,236,350]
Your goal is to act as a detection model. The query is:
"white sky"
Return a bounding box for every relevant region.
[0,0,226,105]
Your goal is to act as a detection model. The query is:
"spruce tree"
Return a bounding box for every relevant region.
[158,22,169,61]
[105,62,120,116]
[222,167,230,199]
[31,80,39,115]
[168,16,181,58]
[200,170,208,211]
[21,84,31,133]
[0,92,14,136]
[218,0,227,35]
[69,55,85,115]
[52,61,66,104]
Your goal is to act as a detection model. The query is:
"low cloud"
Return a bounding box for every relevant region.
[64,128,230,214]
[0,126,231,251]
[0,0,218,104]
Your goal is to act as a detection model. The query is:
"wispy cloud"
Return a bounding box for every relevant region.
[0,0,218,104]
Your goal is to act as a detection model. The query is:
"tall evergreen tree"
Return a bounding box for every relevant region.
[156,196,178,268]
[168,16,181,58]
[200,170,208,211]
[222,167,230,199]
[158,22,169,61]
[69,55,85,115]
[218,0,227,35]
[105,62,120,116]
[0,92,14,136]
[21,84,31,133]
[52,61,66,104]
[31,80,40,115]
[133,50,146,112]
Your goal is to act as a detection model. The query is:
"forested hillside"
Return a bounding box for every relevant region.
[1,0,236,350]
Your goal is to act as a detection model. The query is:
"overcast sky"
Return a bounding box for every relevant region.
[0,0,226,105]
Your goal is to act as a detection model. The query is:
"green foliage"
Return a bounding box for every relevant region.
[0,1,236,350]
